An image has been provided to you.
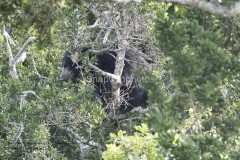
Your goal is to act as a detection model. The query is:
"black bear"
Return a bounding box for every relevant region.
[60,48,150,113]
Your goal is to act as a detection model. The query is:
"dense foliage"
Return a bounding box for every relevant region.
[141,3,240,159]
[1,0,240,159]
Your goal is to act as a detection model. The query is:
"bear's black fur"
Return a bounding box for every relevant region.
[60,48,149,113]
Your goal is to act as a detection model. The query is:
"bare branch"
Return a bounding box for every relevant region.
[14,36,36,62]
[162,0,240,17]
[113,0,240,17]
[21,90,44,100]
[20,90,45,110]
[189,91,202,135]
[103,29,111,44]
[7,121,26,150]
[87,48,118,55]
[83,1,100,18]
[67,128,101,148]
[15,51,28,64]
[31,56,50,79]
[2,27,13,61]
[113,0,142,3]
[66,127,102,159]
[86,18,101,30]
[2,27,37,79]
[88,62,121,85]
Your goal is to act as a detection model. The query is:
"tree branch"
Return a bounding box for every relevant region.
[2,27,36,79]
[109,9,130,110]
[86,18,101,29]
[67,128,101,148]
[87,48,118,55]
[2,27,13,62]
[162,0,240,17]
[66,127,102,159]
[14,36,36,62]
[31,56,50,79]
[20,90,45,110]
[87,62,121,85]
[114,0,240,17]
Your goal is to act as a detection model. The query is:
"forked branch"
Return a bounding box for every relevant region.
[2,27,36,79]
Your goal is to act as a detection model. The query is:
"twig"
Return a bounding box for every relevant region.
[66,127,102,159]
[8,121,26,151]
[31,56,50,80]
[20,90,45,110]
[189,91,202,135]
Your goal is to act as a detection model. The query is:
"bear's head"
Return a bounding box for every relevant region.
[60,50,81,81]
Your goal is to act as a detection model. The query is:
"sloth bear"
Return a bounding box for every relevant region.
[60,48,151,113]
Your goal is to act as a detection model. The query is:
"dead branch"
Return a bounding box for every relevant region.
[66,127,102,159]
[14,36,36,62]
[67,128,101,148]
[31,56,50,79]
[2,27,36,79]
[7,121,25,150]
[87,62,121,85]
[86,18,101,30]
[109,8,131,109]
[114,0,240,17]
[2,28,13,61]
[163,0,240,17]
[20,90,45,110]
[189,91,202,135]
